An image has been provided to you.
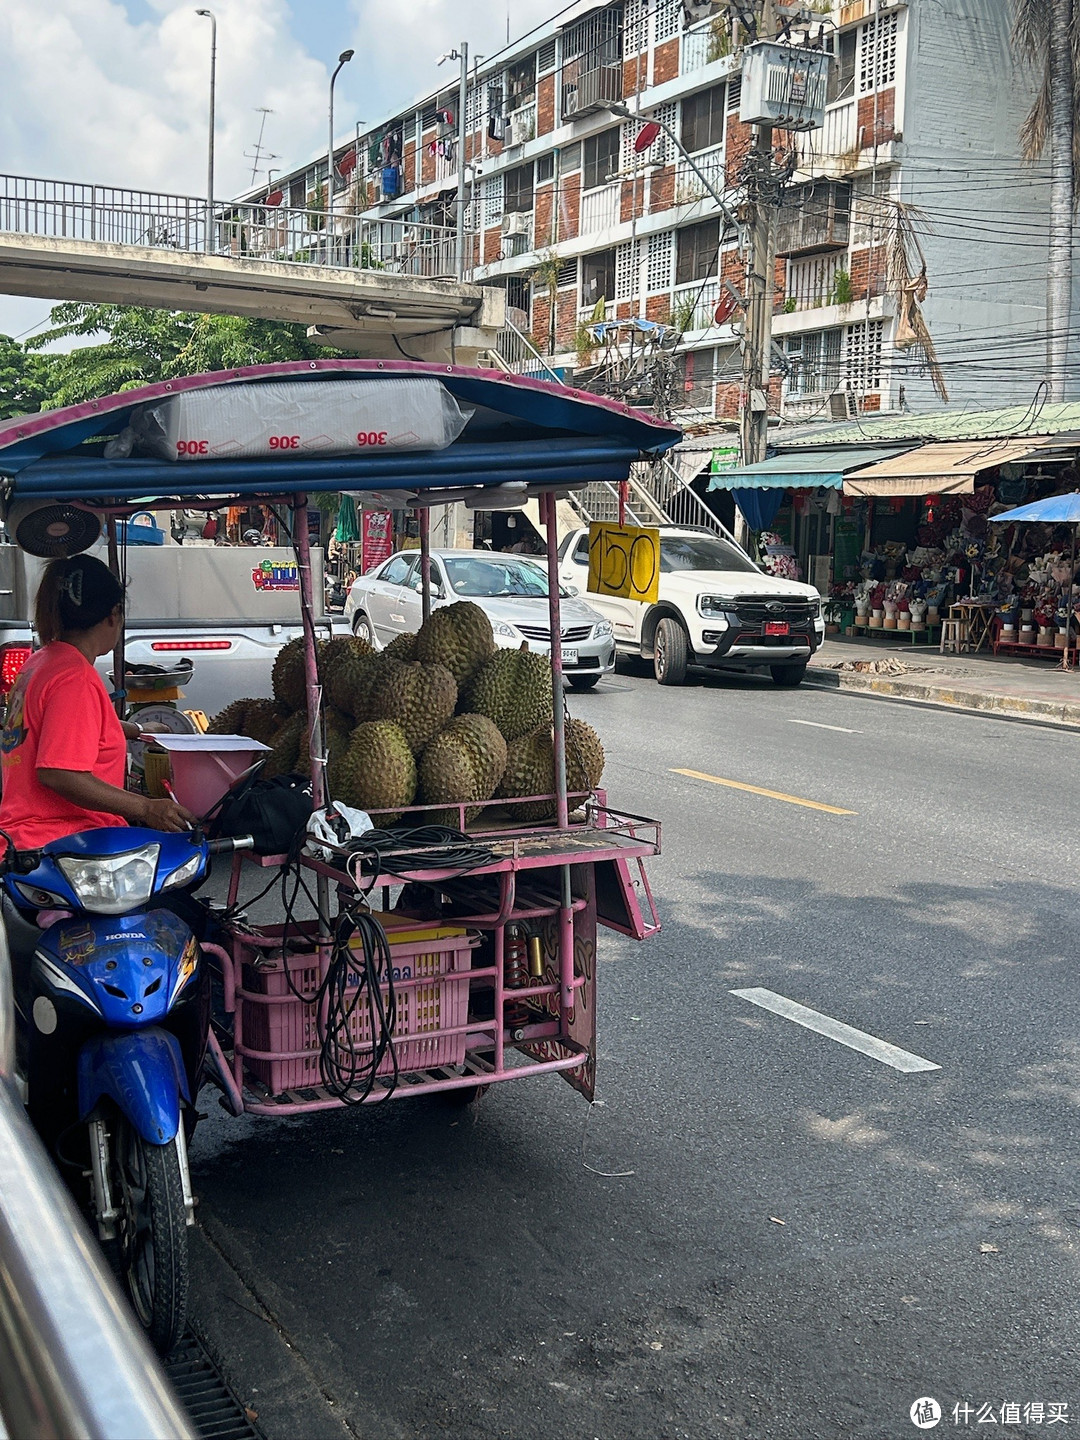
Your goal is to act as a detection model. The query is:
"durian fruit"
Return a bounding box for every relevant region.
[417,714,507,825]
[271,635,327,712]
[384,631,419,661]
[265,712,306,778]
[496,717,605,822]
[460,645,553,741]
[367,659,457,754]
[323,637,377,717]
[324,708,354,796]
[333,721,417,823]
[207,697,287,745]
[415,601,496,685]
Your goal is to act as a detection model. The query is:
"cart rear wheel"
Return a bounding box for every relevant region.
[654,618,689,685]
[352,612,375,645]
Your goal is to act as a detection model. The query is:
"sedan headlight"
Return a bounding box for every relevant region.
[58,843,160,915]
[492,621,519,637]
[698,595,733,618]
[593,620,613,638]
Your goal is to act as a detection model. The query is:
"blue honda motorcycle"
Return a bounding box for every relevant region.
[2,825,250,1353]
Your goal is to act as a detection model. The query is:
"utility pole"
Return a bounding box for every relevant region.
[1047,0,1073,402]
[456,42,469,280]
[739,0,777,471]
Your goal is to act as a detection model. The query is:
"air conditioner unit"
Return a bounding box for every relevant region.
[502,211,532,237]
[575,65,622,114]
[828,387,858,420]
[507,114,532,147]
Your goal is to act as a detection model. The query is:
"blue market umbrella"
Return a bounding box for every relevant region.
[990,491,1080,665]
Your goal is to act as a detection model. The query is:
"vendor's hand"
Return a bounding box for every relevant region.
[138,796,197,832]
[138,722,170,736]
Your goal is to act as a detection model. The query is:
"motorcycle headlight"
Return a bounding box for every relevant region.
[57,843,160,915]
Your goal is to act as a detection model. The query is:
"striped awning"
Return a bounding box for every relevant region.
[841,439,1070,497]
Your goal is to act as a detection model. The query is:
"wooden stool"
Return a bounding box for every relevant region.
[940,618,967,654]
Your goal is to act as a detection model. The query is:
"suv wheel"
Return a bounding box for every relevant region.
[771,662,807,687]
[654,618,689,686]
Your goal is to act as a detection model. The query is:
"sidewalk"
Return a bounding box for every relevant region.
[807,635,1080,728]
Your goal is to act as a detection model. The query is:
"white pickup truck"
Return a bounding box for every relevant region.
[0,542,338,718]
[558,525,825,687]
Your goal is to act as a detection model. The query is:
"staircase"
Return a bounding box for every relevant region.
[492,318,733,540]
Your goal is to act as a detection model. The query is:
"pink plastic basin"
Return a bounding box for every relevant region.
[151,735,270,818]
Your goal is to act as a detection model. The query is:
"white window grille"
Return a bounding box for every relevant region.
[858,12,898,93]
[647,231,674,293]
[652,102,678,165]
[654,0,682,44]
[624,0,649,55]
[538,39,557,74]
[483,175,504,226]
[845,319,884,390]
[785,328,843,396]
[556,257,579,289]
[615,240,641,302]
[465,84,482,130]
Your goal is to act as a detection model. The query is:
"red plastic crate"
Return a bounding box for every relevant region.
[239,919,476,1094]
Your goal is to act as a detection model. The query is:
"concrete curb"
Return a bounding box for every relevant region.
[805,667,1080,729]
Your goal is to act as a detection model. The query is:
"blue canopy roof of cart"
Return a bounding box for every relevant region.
[0,360,681,502]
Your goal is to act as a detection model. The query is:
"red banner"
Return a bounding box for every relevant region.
[361,510,394,573]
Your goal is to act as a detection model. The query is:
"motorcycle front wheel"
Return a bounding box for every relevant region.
[110,1114,188,1354]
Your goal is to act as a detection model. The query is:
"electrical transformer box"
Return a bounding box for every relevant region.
[738,41,831,130]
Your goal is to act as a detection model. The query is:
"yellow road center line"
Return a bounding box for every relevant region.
[670,768,857,816]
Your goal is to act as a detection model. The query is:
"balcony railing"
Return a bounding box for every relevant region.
[0,172,467,277]
[674,144,726,205]
[505,101,538,148]
[580,180,621,234]
[681,19,727,72]
[794,98,859,171]
[785,252,847,311]
[671,279,720,332]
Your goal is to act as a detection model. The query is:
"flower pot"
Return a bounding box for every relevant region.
[897,615,910,631]
[1039,627,1054,646]
[825,623,840,635]
[872,608,883,619]
[883,616,897,630]
[1056,631,1068,649]
[927,609,939,626]
[1020,627,1036,644]
[869,615,883,629]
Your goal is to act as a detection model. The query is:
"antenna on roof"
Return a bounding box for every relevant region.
[244,107,277,185]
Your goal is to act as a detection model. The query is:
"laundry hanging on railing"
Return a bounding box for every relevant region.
[487,85,506,142]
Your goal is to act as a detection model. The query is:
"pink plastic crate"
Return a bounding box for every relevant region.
[239,920,476,1094]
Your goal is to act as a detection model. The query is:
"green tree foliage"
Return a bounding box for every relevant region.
[0,334,50,419]
[22,304,335,409]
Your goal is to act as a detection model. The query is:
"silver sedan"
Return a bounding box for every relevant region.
[344,548,616,690]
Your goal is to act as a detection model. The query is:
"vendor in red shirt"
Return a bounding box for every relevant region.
[0,555,195,851]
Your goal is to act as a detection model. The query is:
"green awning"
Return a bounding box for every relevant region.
[708,445,914,491]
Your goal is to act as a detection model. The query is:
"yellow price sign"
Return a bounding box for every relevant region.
[587,522,661,605]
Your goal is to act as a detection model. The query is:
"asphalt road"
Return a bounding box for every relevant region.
[188,667,1080,1440]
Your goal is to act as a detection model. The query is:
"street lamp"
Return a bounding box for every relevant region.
[328,48,355,242]
[195,8,217,253]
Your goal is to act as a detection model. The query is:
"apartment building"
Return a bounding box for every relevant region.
[254,0,1053,435]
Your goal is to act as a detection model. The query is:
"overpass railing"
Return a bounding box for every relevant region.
[0,173,467,279]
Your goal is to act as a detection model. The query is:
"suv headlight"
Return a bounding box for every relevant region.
[698,595,733,618]
[593,620,613,638]
[58,843,160,915]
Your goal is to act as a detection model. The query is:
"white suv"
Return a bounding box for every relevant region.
[558,526,825,687]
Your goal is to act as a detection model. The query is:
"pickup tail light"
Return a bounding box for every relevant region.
[150,640,232,651]
[0,643,33,700]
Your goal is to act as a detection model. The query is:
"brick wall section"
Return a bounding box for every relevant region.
[561,172,581,241]
[861,393,882,412]
[857,87,895,148]
[725,117,752,184]
[620,179,645,224]
[646,294,671,324]
[721,248,743,287]
[616,301,633,319]
[715,381,741,419]
[850,244,886,301]
[403,140,416,193]
[555,297,578,351]
[532,297,552,354]
[649,165,674,213]
[537,74,556,136]
[653,38,679,86]
[535,184,556,248]
[483,226,502,265]
[623,54,649,98]
[420,133,435,186]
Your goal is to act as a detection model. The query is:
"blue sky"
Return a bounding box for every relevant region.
[0,0,556,343]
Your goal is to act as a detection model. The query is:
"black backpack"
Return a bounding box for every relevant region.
[206,764,313,857]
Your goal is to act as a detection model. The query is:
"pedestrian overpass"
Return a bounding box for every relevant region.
[0,172,503,363]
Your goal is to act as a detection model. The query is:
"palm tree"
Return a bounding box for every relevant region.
[1013,0,1080,401]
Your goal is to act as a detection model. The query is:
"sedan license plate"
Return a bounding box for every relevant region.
[563,647,579,663]
[764,621,790,637]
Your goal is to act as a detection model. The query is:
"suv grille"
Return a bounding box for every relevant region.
[733,598,815,626]
[517,624,594,642]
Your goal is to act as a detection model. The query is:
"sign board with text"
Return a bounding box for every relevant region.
[586,523,661,606]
